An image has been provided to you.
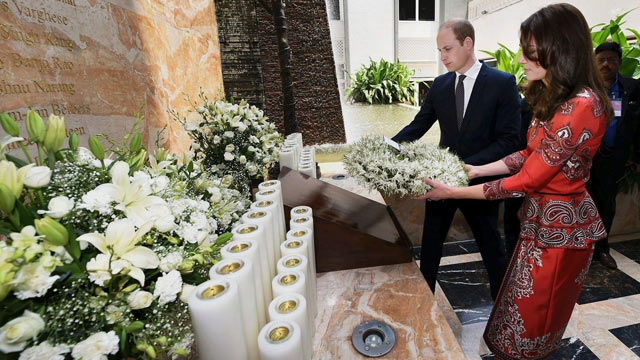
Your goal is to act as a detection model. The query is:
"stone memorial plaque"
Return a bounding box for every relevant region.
[1,0,223,157]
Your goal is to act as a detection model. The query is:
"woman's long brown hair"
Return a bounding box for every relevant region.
[519,3,613,123]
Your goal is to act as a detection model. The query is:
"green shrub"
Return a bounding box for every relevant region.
[480,43,525,89]
[345,58,417,105]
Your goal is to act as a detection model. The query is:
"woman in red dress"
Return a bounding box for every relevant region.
[419,4,614,359]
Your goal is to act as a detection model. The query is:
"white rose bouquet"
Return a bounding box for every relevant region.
[0,111,250,359]
[171,92,283,192]
[343,135,469,197]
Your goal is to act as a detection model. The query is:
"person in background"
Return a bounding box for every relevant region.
[391,19,522,300]
[587,41,640,269]
[418,4,613,359]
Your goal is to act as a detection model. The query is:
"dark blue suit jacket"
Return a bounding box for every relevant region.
[612,75,640,180]
[392,63,522,183]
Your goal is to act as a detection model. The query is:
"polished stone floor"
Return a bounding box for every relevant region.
[317,162,640,360]
[438,235,640,360]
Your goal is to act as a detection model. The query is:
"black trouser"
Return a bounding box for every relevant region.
[419,199,507,300]
[503,197,524,259]
[587,148,618,254]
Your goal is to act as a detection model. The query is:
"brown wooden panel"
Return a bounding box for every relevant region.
[279,167,412,272]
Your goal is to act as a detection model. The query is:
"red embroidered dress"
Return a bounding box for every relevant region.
[482,88,607,359]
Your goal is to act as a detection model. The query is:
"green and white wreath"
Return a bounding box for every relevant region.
[343,135,469,197]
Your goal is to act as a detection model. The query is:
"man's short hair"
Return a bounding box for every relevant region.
[595,41,622,59]
[440,19,475,45]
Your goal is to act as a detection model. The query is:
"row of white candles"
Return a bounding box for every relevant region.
[188,180,317,359]
[278,133,317,178]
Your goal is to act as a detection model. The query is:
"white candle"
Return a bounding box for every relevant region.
[288,217,315,284]
[209,258,259,360]
[241,209,277,279]
[255,189,286,253]
[258,179,282,194]
[290,205,312,218]
[268,293,311,360]
[258,320,303,360]
[280,237,309,259]
[276,254,315,337]
[283,142,300,167]
[286,220,315,277]
[188,278,248,360]
[271,270,309,339]
[301,145,314,157]
[272,270,307,300]
[289,215,314,233]
[279,147,296,171]
[297,162,315,178]
[251,200,283,260]
[284,228,317,320]
[257,181,285,244]
[276,254,309,277]
[232,223,273,307]
[285,229,315,275]
[221,239,266,327]
[287,132,303,148]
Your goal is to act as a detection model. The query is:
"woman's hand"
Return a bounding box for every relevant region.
[412,178,453,201]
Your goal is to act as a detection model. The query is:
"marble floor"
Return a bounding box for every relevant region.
[437,235,640,360]
[317,162,640,360]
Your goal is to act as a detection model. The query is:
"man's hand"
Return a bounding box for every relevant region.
[464,164,481,180]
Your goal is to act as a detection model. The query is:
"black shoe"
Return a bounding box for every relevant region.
[596,252,617,270]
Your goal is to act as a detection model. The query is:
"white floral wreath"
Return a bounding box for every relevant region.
[343,135,469,197]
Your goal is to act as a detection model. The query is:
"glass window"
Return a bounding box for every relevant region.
[418,0,435,21]
[328,0,340,20]
[399,0,416,21]
[400,0,434,21]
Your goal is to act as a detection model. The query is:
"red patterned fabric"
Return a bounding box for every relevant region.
[485,240,593,359]
[482,88,607,359]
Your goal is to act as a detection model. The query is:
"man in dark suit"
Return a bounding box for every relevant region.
[392,19,521,299]
[588,41,640,269]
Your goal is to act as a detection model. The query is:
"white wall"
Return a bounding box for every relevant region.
[471,0,640,55]
[345,0,395,76]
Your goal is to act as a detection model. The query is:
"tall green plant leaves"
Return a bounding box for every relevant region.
[346,58,417,105]
[480,43,525,89]
[591,8,640,79]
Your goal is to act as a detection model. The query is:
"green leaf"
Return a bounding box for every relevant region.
[215,232,233,245]
[67,226,81,260]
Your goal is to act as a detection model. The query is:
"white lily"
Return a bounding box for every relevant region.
[147,155,174,176]
[0,136,23,160]
[0,160,33,197]
[90,161,167,226]
[77,219,159,285]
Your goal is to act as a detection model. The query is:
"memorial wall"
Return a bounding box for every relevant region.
[1,0,223,156]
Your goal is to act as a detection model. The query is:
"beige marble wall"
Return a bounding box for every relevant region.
[0,0,222,155]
